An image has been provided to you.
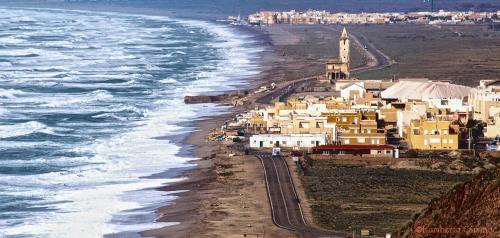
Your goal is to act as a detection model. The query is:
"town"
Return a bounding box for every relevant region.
[214,28,500,157]
[242,9,500,26]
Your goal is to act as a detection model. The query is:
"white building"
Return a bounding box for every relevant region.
[340,83,366,100]
[425,98,471,112]
[249,134,327,149]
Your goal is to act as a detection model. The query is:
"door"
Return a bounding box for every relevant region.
[259,141,263,148]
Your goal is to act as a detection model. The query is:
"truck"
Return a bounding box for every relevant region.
[272,147,281,157]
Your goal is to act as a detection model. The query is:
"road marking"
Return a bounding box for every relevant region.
[257,155,296,231]
[270,155,296,230]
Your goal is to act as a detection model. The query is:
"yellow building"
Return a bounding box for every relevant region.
[280,116,331,135]
[485,113,500,138]
[469,91,500,122]
[326,111,386,145]
[407,119,459,150]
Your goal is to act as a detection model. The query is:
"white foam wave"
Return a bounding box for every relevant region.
[159,78,178,84]
[42,90,113,108]
[0,88,26,99]
[0,121,57,138]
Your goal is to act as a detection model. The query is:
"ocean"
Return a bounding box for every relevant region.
[0,7,262,238]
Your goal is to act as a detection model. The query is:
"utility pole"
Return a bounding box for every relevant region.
[468,128,472,151]
[425,0,435,12]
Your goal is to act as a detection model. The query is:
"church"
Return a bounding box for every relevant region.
[325,27,350,82]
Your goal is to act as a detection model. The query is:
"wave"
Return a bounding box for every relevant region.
[159,78,178,84]
[0,121,60,138]
[91,113,127,121]
[42,90,113,108]
[0,88,27,99]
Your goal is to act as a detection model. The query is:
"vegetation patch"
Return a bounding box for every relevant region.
[300,157,471,235]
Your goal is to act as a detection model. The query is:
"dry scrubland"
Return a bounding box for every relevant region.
[265,24,500,86]
[297,154,496,235]
[264,25,366,81]
[350,24,500,85]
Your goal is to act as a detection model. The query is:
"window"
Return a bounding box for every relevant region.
[367,129,371,134]
[270,141,274,145]
[342,117,347,122]
[311,141,315,145]
[344,139,350,144]
[282,141,287,145]
[449,139,454,144]
[357,138,366,143]
[430,138,441,144]
[377,150,382,154]
[386,150,391,154]
[443,130,448,135]
[297,141,301,146]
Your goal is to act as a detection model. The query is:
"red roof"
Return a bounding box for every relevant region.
[313,144,395,150]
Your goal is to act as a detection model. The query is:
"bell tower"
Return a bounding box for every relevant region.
[339,27,350,66]
[325,27,350,83]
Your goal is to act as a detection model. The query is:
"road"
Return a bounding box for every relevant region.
[255,76,316,104]
[258,154,351,238]
[350,32,391,73]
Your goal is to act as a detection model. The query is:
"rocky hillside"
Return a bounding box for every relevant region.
[397,167,499,238]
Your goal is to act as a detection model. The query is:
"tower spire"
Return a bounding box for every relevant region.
[341,27,348,39]
[339,27,350,65]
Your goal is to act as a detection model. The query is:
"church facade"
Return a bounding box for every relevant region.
[325,27,350,82]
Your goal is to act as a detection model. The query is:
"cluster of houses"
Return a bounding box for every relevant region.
[247,9,500,25]
[215,27,500,158]
[244,78,500,157]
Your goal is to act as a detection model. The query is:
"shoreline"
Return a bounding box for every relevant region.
[0,3,278,237]
[141,26,281,236]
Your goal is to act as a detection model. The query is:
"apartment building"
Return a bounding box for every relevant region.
[406,119,459,150]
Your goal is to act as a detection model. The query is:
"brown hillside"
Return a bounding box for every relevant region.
[396,167,499,238]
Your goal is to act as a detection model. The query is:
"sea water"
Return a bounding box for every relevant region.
[0,7,262,238]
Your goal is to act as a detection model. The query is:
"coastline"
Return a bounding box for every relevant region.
[141,27,284,237]
[0,3,279,237]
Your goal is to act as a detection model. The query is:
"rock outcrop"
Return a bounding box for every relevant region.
[397,167,499,238]
[184,95,228,104]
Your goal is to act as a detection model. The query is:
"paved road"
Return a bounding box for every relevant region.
[255,76,317,104]
[258,154,351,238]
[350,32,391,73]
